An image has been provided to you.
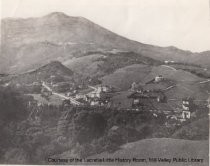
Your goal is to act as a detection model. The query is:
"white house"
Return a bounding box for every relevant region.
[182,111,191,119]
[155,75,164,82]
[90,100,100,106]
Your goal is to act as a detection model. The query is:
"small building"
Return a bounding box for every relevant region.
[96,85,112,93]
[182,97,194,111]
[75,93,87,100]
[128,90,167,109]
[110,125,119,131]
[164,60,175,64]
[131,82,143,92]
[131,82,138,91]
[87,85,112,99]
[181,97,195,119]
[87,91,101,98]
[128,92,153,109]
[90,100,100,106]
[155,75,164,83]
[182,111,191,119]
[148,91,167,103]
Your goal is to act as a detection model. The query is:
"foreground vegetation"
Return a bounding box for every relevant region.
[0,87,208,164]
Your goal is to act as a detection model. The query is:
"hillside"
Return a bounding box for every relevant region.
[102,63,209,94]
[2,61,74,85]
[172,117,209,140]
[1,12,210,74]
[64,51,161,78]
[90,138,209,166]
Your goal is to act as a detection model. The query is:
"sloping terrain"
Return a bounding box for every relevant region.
[63,53,105,77]
[172,117,209,140]
[1,12,210,74]
[102,64,151,90]
[91,138,209,166]
[2,61,74,85]
[102,63,208,94]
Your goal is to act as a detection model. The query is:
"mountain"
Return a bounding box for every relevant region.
[1,12,209,74]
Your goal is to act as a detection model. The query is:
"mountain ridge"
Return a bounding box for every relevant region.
[2,12,206,53]
[1,12,209,74]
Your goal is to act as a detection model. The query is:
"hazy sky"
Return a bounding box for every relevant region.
[1,0,210,52]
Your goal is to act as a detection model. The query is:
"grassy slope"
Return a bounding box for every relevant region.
[172,117,209,140]
[63,54,105,77]
[102,64,208,96]
[102,64,151,90]
[91,138,209,166]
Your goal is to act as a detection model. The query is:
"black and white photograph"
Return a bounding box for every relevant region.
[0,0,209,165]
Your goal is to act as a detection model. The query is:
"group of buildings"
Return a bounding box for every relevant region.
[128,76,199,126]
[73,85,113,107]
[38,73,209,126]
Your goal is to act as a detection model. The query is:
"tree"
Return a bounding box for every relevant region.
[72,110,107,144]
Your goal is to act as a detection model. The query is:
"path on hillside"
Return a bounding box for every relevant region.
[199,79,210,84]
[161,65,177,71]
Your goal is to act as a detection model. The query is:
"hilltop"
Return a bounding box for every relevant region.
[1,61,74,85]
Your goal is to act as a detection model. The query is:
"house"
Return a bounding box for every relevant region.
[88,95,111,106]
[110,125,119,131]
[90,99,100,106]
[73,85,113,107]
[96,85,112,93]
[87,85,112,99]
[182,97,194,111]
[131,82,137,91]
[182,111,191,119]
[164,60,175,64]
[131,82,143,92]
[181,97,195,119]
[128,90,167,106]
[155,75,164,83]
[87,91,101,98]
[128,92,153,109]
[147,91,167,103]
[75,93,87,100]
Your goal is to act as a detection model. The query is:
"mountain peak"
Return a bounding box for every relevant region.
[44,12,69,19]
